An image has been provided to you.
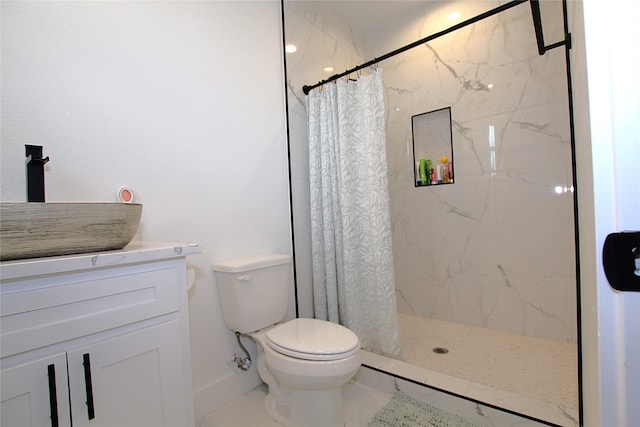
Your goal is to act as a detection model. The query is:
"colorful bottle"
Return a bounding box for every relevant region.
[419,159,427,185]
[440,156,449,183]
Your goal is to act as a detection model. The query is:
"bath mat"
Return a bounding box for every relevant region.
[368,391,486,427]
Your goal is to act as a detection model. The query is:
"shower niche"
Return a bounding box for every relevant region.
[412,107,454,187]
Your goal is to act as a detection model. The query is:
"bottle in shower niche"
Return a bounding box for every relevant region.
[419,159,428,185]
[440,156,449,184]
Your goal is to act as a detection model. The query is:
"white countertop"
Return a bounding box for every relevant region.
[0,242,201,280]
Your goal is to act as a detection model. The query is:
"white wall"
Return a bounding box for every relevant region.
[0,1,291,419]
[572,0,640,425]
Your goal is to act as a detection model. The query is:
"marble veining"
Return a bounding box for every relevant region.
[287,1,576,343]
[0,242,201,280]
[284,0,578,423]
[382,6,576,341]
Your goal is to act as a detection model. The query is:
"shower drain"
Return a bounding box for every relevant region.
[432,347,449,354]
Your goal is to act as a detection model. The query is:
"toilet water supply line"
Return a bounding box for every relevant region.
[231,333,290,406]
[232,332,253,371]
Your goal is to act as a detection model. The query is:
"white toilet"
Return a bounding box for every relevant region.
[213,254,362,427]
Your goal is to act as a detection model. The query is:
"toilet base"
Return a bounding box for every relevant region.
[264,394,289,426]
[264,388,345,427]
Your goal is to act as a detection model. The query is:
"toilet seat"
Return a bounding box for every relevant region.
[265,318,360,361]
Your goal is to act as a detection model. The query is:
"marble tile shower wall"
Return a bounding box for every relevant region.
[383,2,575,343]
[285,1,576,343]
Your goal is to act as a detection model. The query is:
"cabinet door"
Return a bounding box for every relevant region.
[1,353,71,427]
[67,320,192,427]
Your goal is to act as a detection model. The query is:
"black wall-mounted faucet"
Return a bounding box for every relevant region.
[25,145,50,202]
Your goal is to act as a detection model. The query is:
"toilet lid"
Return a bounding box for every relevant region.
[266,318,360,361]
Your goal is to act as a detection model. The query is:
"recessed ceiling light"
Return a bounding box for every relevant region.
[448,11,461,22]
[285,44,297,53]
[324,66,334,73]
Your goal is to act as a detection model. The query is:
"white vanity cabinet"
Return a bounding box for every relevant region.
[1,352,71,427]
[0,243,200,427]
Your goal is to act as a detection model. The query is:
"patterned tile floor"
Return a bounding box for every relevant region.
[397,313,579,410]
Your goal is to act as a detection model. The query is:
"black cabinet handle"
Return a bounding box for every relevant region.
[82,353,95,420]
[47,364,59,427]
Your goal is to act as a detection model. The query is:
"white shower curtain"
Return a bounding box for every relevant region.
[307,69,401,358]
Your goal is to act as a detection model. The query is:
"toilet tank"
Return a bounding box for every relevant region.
[213,254,292,333]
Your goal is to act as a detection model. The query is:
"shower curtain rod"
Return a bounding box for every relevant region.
[302,0,530,95]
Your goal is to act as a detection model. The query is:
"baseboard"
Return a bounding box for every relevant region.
[193,368,262,420]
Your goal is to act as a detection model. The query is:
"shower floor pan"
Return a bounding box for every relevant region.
[363,312,579,426]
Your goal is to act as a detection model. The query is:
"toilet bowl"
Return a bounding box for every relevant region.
[212,255,362,427]
[251,319,361,427]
